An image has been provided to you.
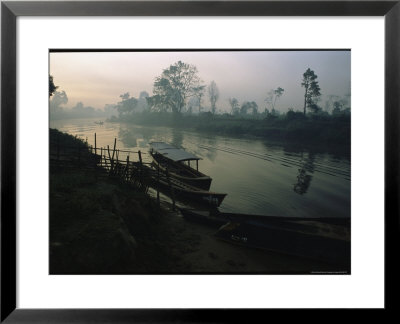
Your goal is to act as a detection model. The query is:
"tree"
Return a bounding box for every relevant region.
[301,68,321,115]
[193,85,205,113]
[240,101,258,116]
[228,97,240,116]
[138,91,149,111]
[115,92,138,118]
[208,81,219,114]
[49,75,58,97]
[265,87,284,111]
[147,61,204,116]
[50,90,68,113]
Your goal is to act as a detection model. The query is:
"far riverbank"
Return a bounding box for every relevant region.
[108,111,351,156]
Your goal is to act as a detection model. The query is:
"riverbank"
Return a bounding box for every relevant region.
[50,128,349,274]
[109,111,351,156]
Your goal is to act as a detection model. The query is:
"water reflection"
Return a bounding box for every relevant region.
[172,128,183,148]
[118,128,138,147]
[293,152,315,195]
[50,118,351,218]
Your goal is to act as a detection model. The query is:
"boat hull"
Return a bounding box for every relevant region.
[150,177,226,207]
[151,152,212,190]
[180,209,350,266]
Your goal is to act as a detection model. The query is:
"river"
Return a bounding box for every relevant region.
[50,118,351,219]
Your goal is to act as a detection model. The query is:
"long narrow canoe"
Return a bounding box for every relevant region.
[149,142,212,190]
[180,209,350,265]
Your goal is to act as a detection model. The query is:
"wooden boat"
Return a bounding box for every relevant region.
[150,175,226,207]
[180,209,350,227]
[149,142,212,190]
[180,209,350,265]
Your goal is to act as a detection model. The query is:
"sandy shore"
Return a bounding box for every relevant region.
[152,208,346,274]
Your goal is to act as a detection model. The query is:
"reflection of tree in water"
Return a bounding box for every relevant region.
[118,128,141,148]
[118,126,157,148]
[139,127,156,142]
[171,128,183,148]
[194,134,218,162]
[293,152,315,195]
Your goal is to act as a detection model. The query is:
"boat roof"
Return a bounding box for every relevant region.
[149,142,201,162]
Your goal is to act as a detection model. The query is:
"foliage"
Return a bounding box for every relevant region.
[49,75,58,97]
[265,87,284,111]
[115,92,138,118]
[50,90,68,113]
[208,80,219,114]
[240,101,258,116]
[147,61,204,116]
[228,98,240,116]
[301,68,321,115]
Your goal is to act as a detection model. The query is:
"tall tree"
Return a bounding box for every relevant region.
[301,68,321,115]
[265,87,284,111]
[208,81,219,114]
[193,85,205,113]
[228,97,240,115]
[148,61,204,116]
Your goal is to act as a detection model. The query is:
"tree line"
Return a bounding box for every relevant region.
[49,60,350,121]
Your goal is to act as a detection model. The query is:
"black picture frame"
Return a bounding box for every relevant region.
[1,0,398,321]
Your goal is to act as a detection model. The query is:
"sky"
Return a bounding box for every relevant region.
[50,50,350,113]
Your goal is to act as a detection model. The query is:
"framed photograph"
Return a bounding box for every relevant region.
[1,0,398,321]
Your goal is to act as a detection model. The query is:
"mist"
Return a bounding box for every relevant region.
[50,50,350,115]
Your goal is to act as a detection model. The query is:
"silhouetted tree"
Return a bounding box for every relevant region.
[138,91,149,111]
[193,85,205,113]
[301,68,321,115]
[208,81,219,114]
[265,87,284,111]
[240,101,258,116]
[147,61,204,116]
[50,90,68,113]
[228,97,240,115]
[116,92,138,118]
[49,75,58,97]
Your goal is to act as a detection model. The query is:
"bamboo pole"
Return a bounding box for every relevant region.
[94,133,97,155]
[124,155,130,181]
[56,132,60,161]
[165,167,175,211]
[157,161,160,206]
[111,138,117,162]
[107,145,113,174]
[138,150,143,188]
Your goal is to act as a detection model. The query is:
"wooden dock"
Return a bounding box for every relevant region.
[50,132,183,209]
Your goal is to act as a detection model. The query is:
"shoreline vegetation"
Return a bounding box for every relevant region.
[107,110,351,156]
[50,129,348,274]
[51,62,350,157]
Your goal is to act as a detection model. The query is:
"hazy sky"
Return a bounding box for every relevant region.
[50,51,350,113]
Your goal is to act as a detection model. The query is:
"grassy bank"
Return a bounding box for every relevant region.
[50,129,174,274]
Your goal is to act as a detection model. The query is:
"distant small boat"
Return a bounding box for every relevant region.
[149,142,212,190]
[180,209,350,265]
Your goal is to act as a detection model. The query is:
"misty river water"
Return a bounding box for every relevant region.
[50,118,351,219]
